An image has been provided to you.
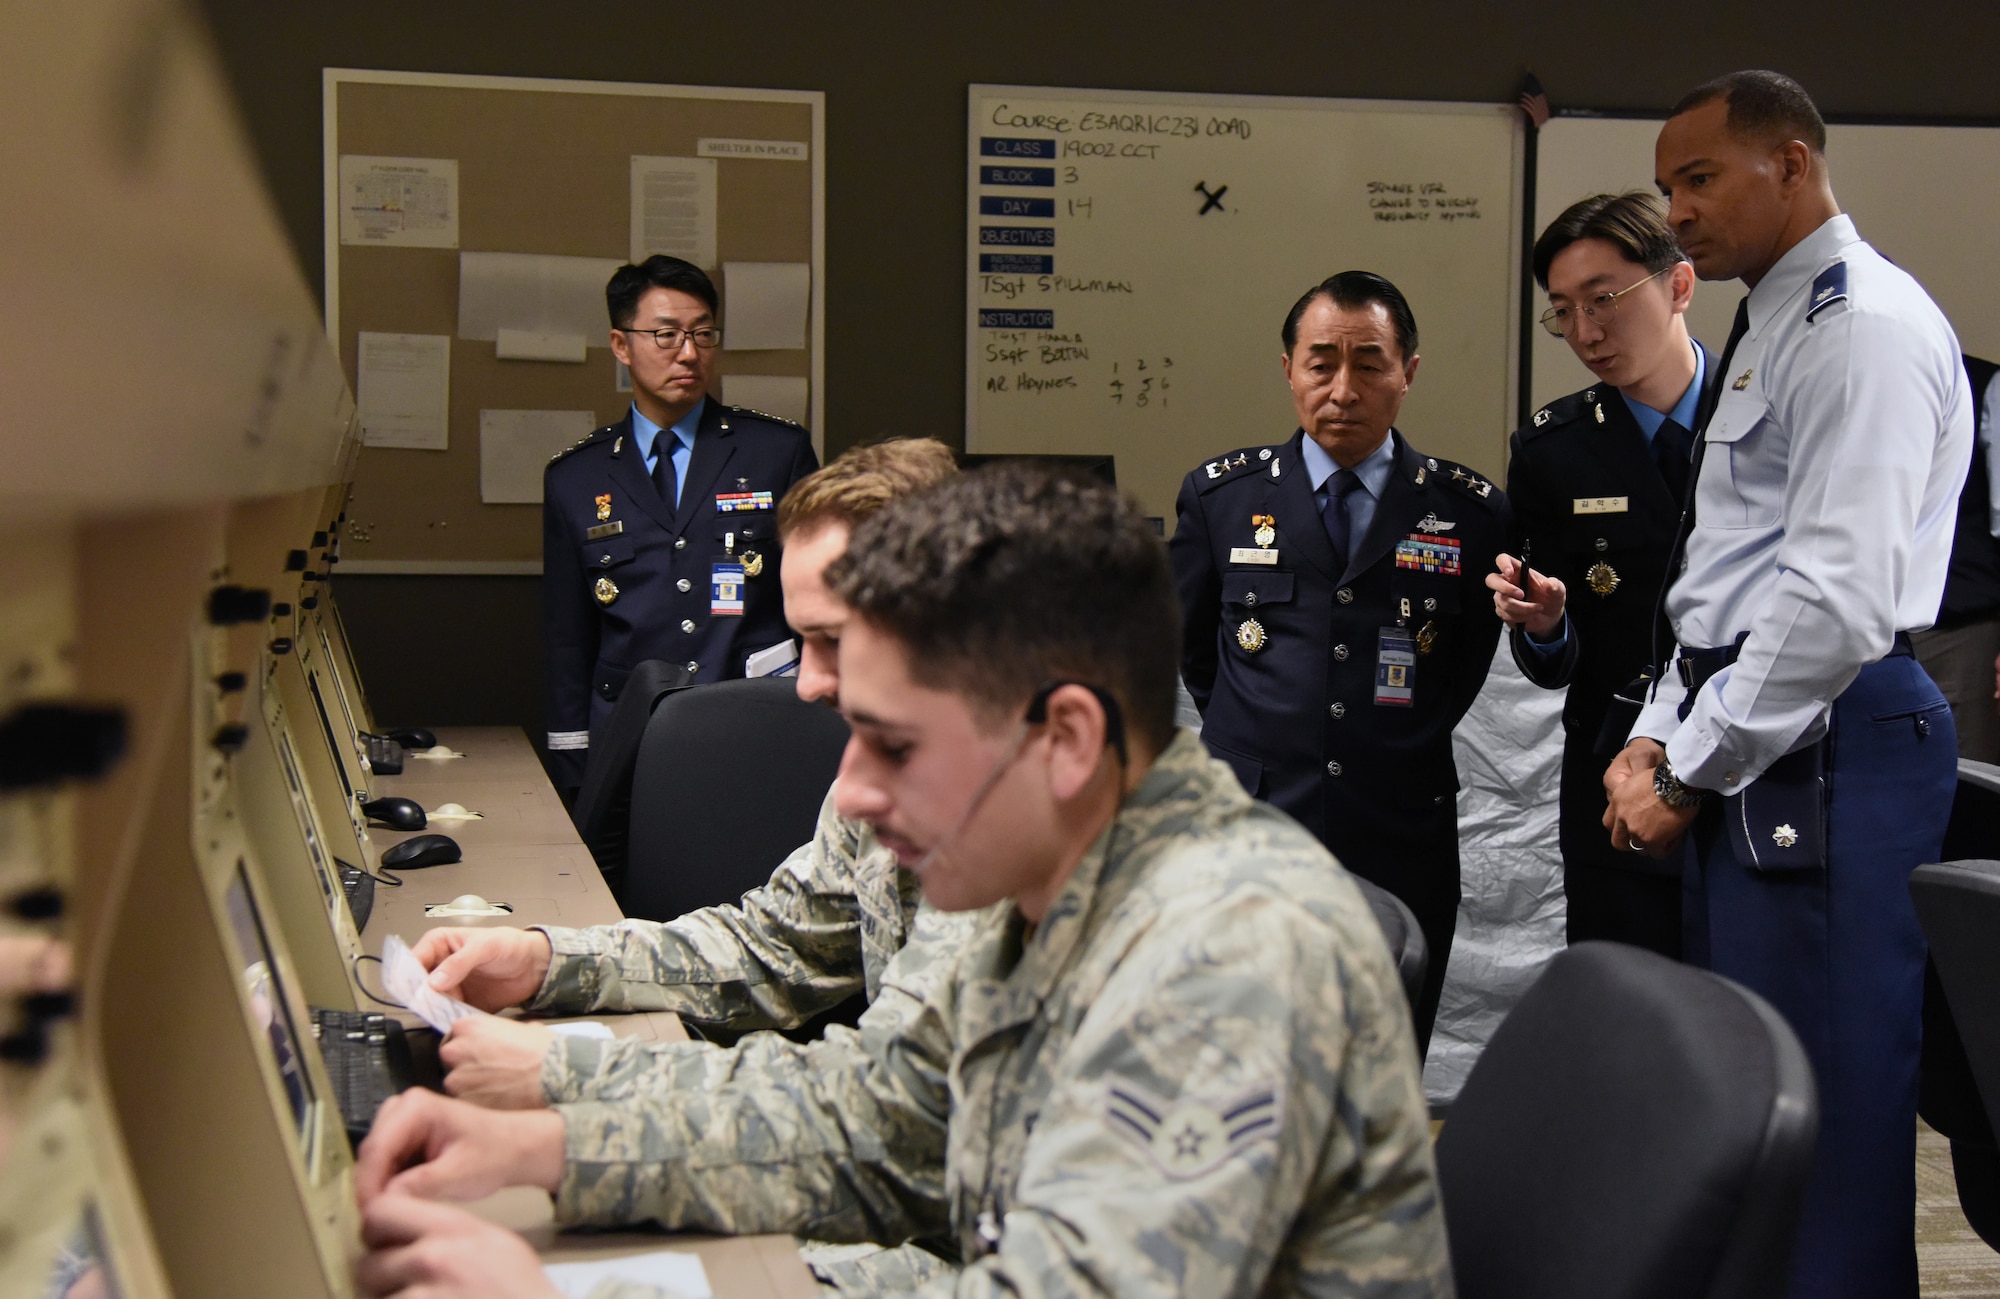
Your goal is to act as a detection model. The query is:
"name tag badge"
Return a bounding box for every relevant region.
[584,520,625,541]
[715,490,775,513]
[1228,546,1280,566]
[711,562,747,616]
[1573,496,1629,515]
[1393,535,1461,576]
[1376,628,1416,707]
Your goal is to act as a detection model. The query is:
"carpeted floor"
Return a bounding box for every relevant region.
[1920,1120,2000,1296]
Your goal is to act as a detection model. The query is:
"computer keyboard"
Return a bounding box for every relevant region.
[363,734,405,775]
[310,1008,422,1147]
[338,862,375,931]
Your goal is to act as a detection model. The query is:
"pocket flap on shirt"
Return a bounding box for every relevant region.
[1704,392,1771,446]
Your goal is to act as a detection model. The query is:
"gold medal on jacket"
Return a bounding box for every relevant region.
[1415,621,1438,655]
[1236,618,1267,653]
[1251,513,1276,548]
[741,550,765,578]
[593,576,620,606]
[595,493,613,522]
[1586,562,1620,597]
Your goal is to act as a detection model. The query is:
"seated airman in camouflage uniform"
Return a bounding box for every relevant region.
[412,438,970,1112]
[411,438,976,1289]
[354,467,1453,1299]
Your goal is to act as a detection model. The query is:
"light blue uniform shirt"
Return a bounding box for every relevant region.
[1300,430,1398,552]
[629,397,704,509]
[1634,214,1973,791]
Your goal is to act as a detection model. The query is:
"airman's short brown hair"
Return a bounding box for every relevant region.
[777,437,958,541]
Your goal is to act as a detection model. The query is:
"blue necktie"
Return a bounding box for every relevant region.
[1322,469,1364,574]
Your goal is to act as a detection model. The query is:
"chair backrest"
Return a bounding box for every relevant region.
[1912,860,2000,1147]
[1918,765,2000,1149]
[1435,942,1818,1299]
[1911,858,2000,1249]
[1351,875,1428,1014]
[570,659,696,900]
[624,677,850,923]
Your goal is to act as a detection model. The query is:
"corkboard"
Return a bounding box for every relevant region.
[325,70,822,569]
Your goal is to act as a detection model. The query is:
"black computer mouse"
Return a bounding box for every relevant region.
[382,727,438,750]
[361,796,427,830]
[380,834,461,870]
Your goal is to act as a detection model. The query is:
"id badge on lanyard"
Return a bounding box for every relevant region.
[711,562,746,616]
[1376,627,1416,706]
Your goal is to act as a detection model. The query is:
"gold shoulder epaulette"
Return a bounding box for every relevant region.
[548,427,612,464]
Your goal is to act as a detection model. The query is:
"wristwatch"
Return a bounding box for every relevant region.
[1653,757,1707,809]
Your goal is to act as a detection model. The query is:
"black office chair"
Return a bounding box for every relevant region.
[624,676,850,924]
[1435,942,1818,1299]
[1910,853,2000,1249]
[569,659,696,901]
[1352,875,1428,1016]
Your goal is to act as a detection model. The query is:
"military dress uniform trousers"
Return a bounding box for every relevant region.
[1682,645,1954,1299]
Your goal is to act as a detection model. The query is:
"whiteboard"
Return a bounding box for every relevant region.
[1533,116,2000,411]
[967,85,1524,524]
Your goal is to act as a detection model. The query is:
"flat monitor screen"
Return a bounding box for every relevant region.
[314,620,366,747]
[221,865,315,1142]
[274,728,339,916]
[304,671,356,802]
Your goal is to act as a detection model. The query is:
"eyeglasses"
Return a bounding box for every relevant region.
[1539,265,1672,337]
[618,325,723,350]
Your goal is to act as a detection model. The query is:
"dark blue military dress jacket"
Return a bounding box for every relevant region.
[1169,429,1507,870]
[542,400,817,785]
[1504,347,1716,876]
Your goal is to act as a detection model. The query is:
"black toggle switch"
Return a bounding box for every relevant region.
[207,586,271,626]
[7,888,63,920]
[0,704,127,790]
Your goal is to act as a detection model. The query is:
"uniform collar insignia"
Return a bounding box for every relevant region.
[1732,368,1754,391]
[1532,408,1551,427]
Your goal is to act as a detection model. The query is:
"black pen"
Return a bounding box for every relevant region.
[1519,538,1533,599]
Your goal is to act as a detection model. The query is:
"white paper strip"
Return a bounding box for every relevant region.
[495,329,587,363]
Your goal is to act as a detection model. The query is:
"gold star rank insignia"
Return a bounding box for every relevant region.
[1252,513,1276,547]
[1586,562,1620,596]
[1772,823,1799,848]
[593,576,619,606]
[595,493,613,521]
[1236,618,1267,653]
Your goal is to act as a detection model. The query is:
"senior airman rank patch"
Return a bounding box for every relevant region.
[1103,1080,1283,1180]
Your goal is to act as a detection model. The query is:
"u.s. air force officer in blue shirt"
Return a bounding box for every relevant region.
[1605,73,1974,1297]
[542,255,818,788]
[1170,271,1507,1050]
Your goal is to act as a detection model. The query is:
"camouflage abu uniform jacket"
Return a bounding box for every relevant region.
[527,783,988,1103]
[554,729,1454,1299]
